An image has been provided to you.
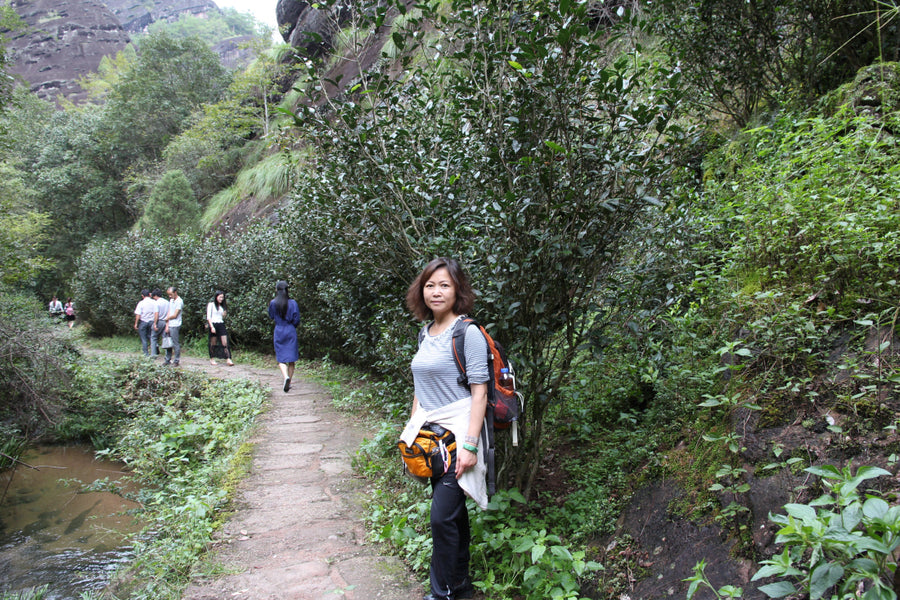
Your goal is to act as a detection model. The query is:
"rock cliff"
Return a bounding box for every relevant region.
[7,0,132,103]
[4,0,263,104]
[103,0,219,34]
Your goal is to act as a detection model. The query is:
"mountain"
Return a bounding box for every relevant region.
[4,0,257,104]
[6,0,132,103]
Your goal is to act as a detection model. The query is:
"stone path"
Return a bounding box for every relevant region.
[174,356,423,600]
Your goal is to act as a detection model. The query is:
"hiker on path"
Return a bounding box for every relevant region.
[63,298,75,328]
[133,289,156,356]
[207,290,234,366]
[268,280,301,392]
[149,289,169,357]
[163,286,183,366]
[402,257,488,600]
[48,296,63,320]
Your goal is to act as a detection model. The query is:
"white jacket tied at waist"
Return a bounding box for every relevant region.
[401,397,488,510]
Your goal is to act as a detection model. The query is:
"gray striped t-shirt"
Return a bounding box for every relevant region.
[412,318,489,412]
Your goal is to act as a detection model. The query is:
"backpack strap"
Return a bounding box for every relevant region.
[451,317,476,388]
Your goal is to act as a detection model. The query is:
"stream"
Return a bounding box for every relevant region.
[0,445,143,599]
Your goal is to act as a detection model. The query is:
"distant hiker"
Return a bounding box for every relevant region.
[206,290,234,366]
[400,257,488,600]
[48,296,63,320]
[133,289,156,356]
[149,289,169,357]
[64,298,75,328]
[268,280,301,392]
[163,286,183,366]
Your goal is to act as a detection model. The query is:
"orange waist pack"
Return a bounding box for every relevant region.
[398,427,455,480]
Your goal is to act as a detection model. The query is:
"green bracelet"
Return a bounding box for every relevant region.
[462,443,478,453]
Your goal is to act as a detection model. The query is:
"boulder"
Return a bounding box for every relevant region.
[277,0,351,58]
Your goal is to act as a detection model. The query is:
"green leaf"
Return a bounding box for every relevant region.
[508,60,524,71]
[784,503,817,523]
[805,465,842,479]
[544,140,566,153]
[862,497,889,520]
[809,562,843,600]
[758,581,797,598]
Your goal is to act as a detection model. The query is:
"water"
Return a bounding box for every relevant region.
[0,446,143,599]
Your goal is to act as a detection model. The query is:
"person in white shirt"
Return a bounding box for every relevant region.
[133,290,157,356]
[206,290,234,366]
[48,296,63,320]
[149,289,170,358]
[163,287,184,366]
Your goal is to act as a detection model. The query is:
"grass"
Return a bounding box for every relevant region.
[200,152,303,228]
[78,332,277,369]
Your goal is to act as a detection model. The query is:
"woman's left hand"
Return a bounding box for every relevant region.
[456,447,477,477]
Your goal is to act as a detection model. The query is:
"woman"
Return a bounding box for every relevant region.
[268,281,301,392]
[401,258,488,600]
[206,290,234,366]
[64,298,75,328]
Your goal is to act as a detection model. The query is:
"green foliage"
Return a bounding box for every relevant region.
[200,152,297,226]
[53,357,267,598]
[72,222,300,345]
[138,170,201,234]
[0,4,25,119]
[100,32,231,170]
[0,286,78,436]
[76,44,138,101]
[27,105,134,285]
[751,464,898,600]
[0,162,53,285]
[685,558,744,600]
[282,0,691,495]
[143,7,268,44]
[652,0,900,125]
[0,587,50,600]
[366,485,601,600]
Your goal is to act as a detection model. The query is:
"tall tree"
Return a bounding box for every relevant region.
[0,162,52,286]
[0,4,25,147]
[99,32,231,173]
[138,170,200,234]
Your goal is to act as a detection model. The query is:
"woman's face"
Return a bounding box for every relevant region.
[423,267,456,320]
[216,293,225,304]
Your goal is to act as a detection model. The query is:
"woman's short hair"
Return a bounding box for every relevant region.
[405,257,475,321]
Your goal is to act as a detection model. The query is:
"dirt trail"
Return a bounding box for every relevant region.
[160,355,423,600]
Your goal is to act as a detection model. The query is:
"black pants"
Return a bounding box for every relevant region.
[429,462,470,599]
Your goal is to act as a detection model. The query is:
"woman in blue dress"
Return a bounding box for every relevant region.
[268,280,301,392]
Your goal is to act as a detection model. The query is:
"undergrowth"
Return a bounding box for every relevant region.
[54,355,267,599]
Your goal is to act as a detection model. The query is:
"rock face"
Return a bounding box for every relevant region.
[7,0,132,104]
[5,0,259,105]
[103,0,219,34]
[276,0,351,58]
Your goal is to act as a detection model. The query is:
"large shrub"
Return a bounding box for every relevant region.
[72,224,304,348]
[279,0,692,495]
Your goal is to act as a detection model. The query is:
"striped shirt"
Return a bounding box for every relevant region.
[412,317,489,412]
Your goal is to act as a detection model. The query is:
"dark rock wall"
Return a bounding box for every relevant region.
[5,0,267,105]
[276,0,351,58]
[103,0,219,34]
[7,0,132,104]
